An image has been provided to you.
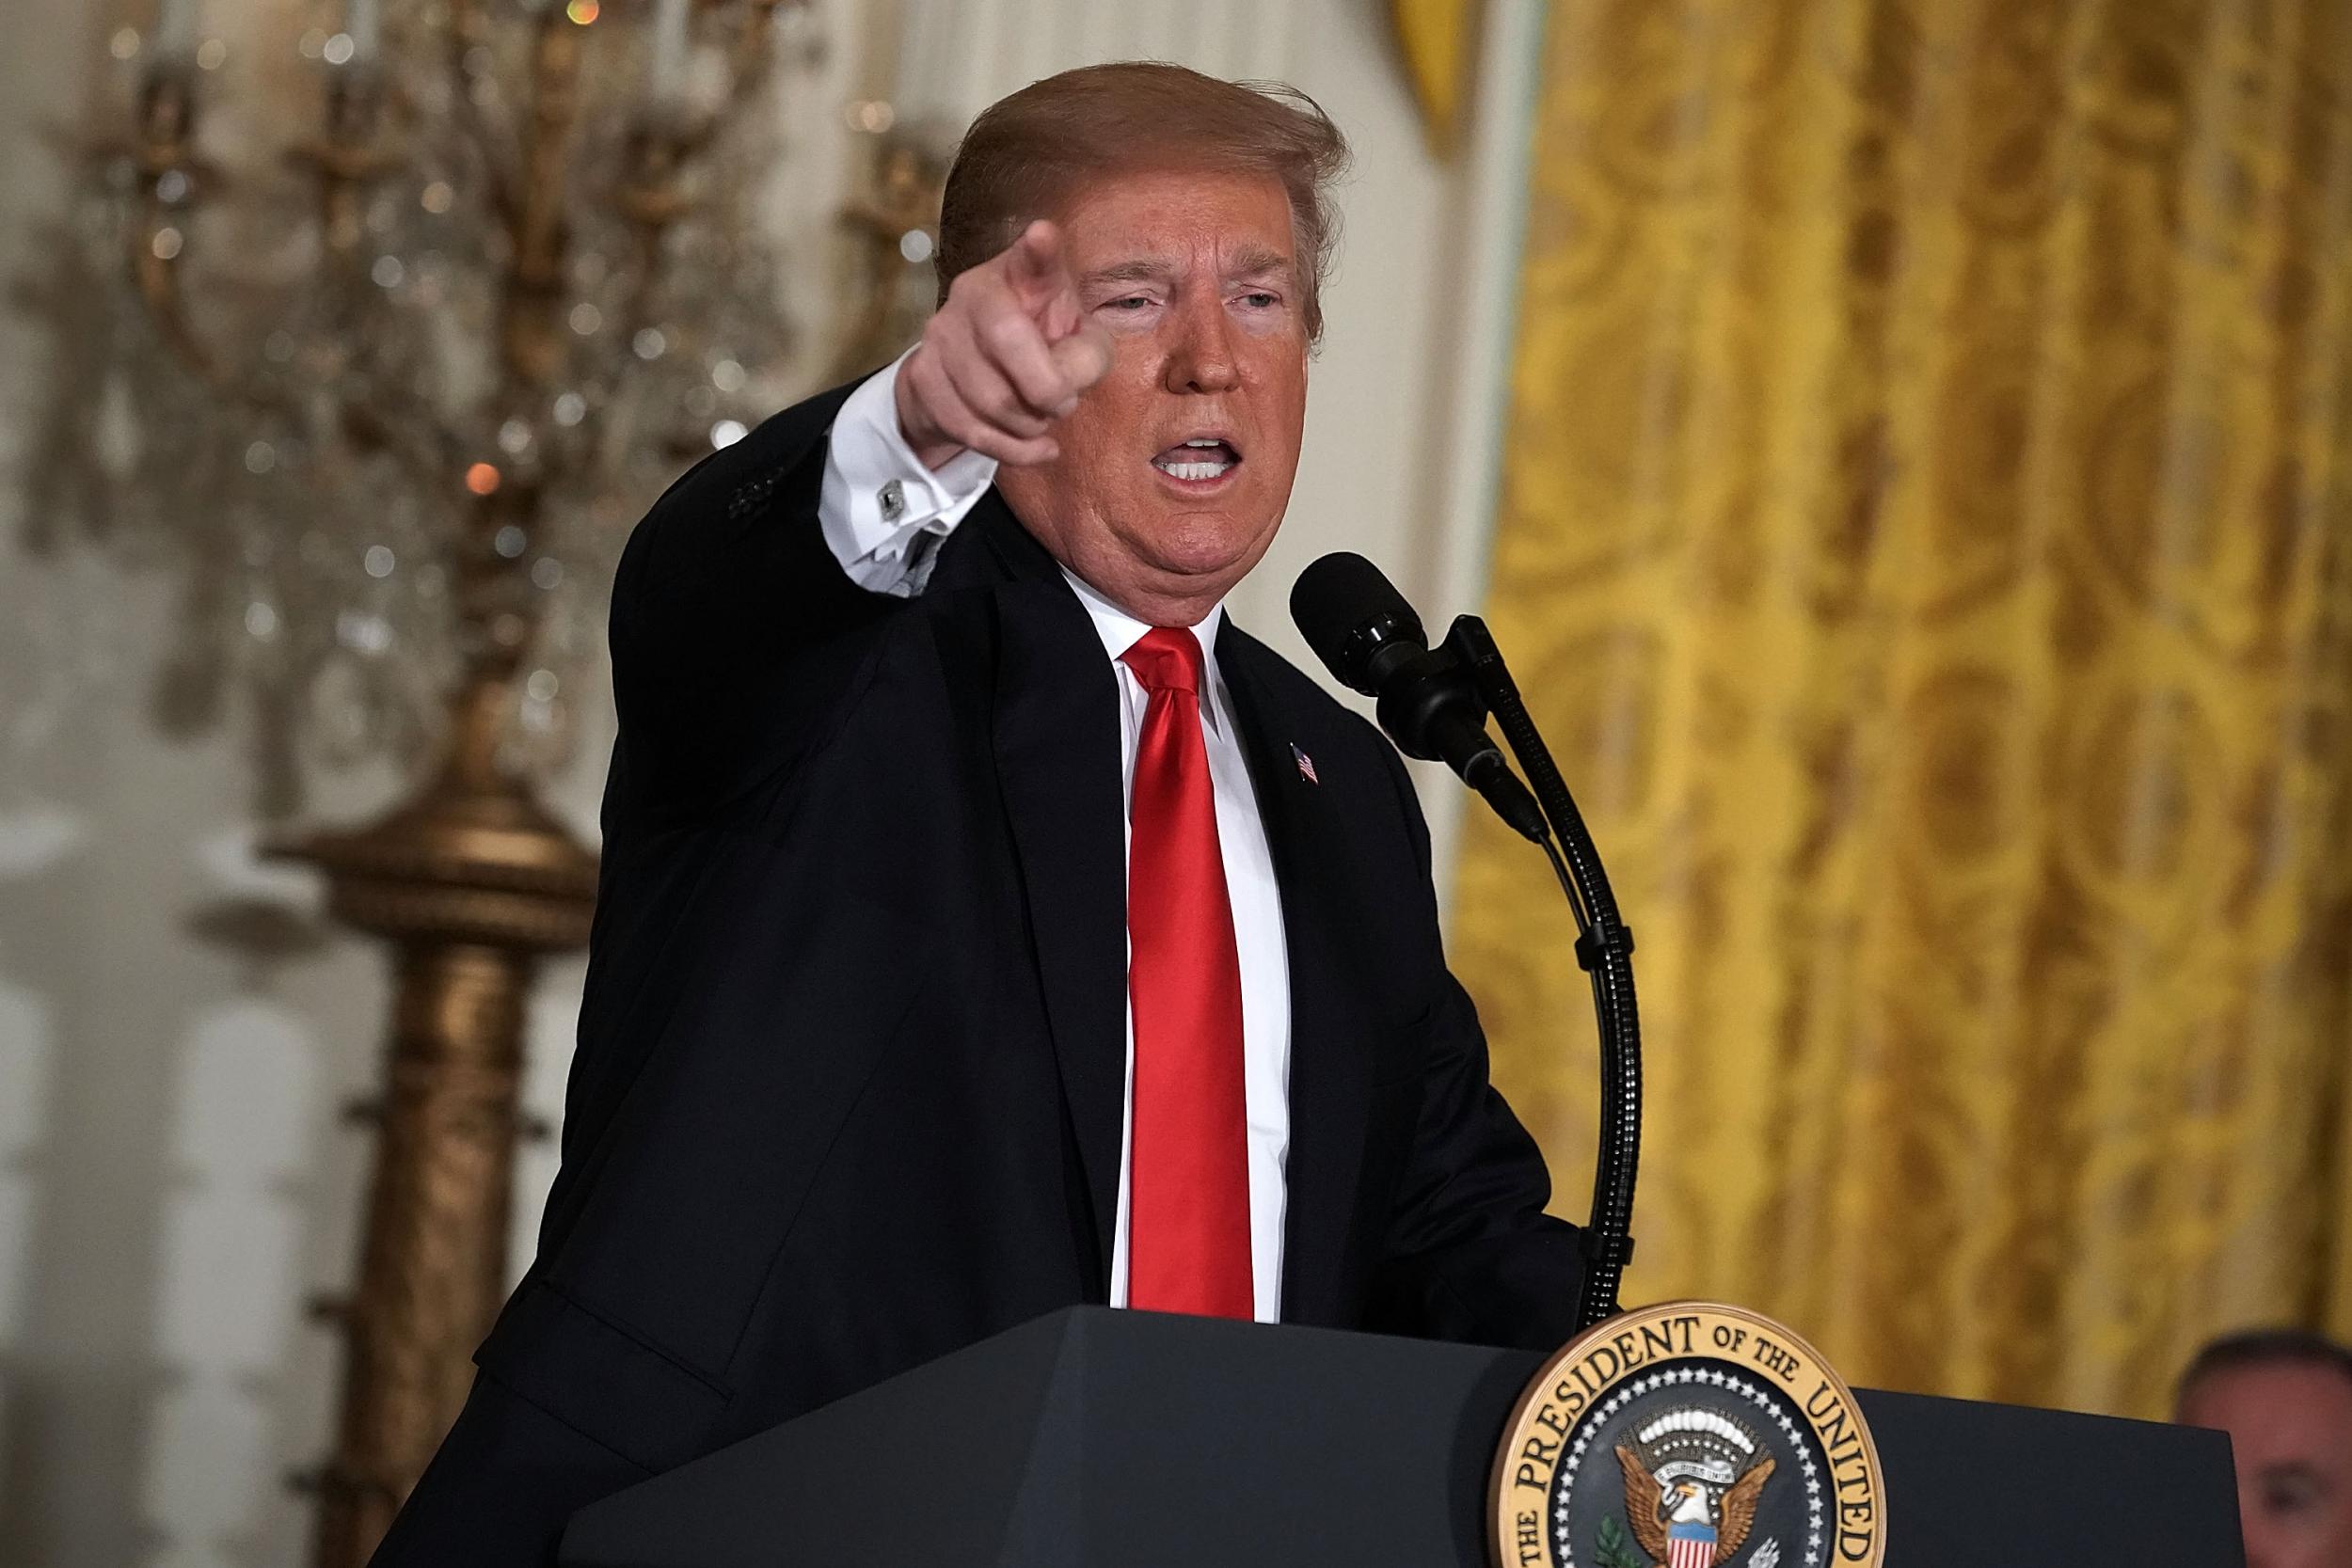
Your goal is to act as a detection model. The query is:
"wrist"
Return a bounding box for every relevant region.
[893,350,968,473]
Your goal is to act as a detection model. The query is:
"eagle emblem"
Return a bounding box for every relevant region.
[1613,1407,1776,1568]
[1489,1303,1884,1568]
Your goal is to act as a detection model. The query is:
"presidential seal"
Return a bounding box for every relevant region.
[1490,1303,1885,1568]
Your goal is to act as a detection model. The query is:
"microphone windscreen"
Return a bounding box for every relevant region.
[1290,552,1425,696]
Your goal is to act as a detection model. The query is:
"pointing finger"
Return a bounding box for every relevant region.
[1004,219,1063,281]
[1048,322,1112,397]
[1002,220,1078,314]
[905,344,1059,467]
[935,313,1056,439]
[983,308,1081,417]
[1037,286,1083,342]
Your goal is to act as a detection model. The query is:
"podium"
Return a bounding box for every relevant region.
[560,1307,2241,1568]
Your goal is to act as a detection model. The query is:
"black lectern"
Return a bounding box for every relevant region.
[560,1307,2241,1568]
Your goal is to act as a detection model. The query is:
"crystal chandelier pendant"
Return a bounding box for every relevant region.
[24,0,817,820]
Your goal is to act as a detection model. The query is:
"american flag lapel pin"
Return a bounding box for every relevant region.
[1290,742,1319,784]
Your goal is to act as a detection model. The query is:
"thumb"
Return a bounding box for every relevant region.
[1049,322,1112,398]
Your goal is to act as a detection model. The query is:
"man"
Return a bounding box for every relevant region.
[2176,1330,2352,1568]
[373,62,1581,1563]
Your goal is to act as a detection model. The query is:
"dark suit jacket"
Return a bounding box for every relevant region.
[371,375,1582,1564]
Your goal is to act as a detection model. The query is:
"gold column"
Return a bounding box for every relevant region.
[278,730,596,1564]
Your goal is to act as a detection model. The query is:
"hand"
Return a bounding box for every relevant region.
[894,219,1114,470]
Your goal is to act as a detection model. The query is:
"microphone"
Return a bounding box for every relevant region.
[1295,550,1644,1328]
[1291,553,1548,842]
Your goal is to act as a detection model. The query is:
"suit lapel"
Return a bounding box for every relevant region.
[1216,624,1375,1328]
[966,504,1379,1319]
[975,495,1128,1290]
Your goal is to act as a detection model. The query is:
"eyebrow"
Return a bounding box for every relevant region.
[2257,1462,2326,1490]
[1224,245,1295,283]
[1079,249,1299,289]
[1081,260,1177,287]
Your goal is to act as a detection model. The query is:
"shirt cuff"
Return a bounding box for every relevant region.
[818,349,1000,597]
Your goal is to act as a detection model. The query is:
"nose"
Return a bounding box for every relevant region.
[1161,290,1238,395]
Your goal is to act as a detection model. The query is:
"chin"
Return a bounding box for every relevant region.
[1131,508,1279,579]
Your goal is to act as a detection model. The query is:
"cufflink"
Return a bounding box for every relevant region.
[879,478,906,524]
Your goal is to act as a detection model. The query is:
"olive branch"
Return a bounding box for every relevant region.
[1594,1512,1651,1568]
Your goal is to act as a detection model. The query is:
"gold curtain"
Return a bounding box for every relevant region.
[1453,0,2352,1419]
[1389,0,1481,152]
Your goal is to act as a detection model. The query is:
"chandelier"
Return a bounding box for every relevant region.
[22,0,821,818]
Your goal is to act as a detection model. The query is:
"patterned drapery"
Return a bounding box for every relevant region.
[1453,0,2352,1418]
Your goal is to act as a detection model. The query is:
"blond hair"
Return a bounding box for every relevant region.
[935,62,1352,341]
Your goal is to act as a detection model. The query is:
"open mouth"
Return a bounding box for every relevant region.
[1151,437,1242,485]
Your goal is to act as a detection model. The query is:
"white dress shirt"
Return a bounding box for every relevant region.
[817,354,1293,1322]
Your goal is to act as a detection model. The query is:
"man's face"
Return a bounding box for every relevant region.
[2179,1362,2352,1568]
[996,165,1310,626]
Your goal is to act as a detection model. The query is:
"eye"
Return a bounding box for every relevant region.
[1237,291,1280,309]
[1104,294,1154,311]
[2261,1473,2322,1517]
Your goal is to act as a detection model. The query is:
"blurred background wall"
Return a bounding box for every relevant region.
[2,1,2349,1565]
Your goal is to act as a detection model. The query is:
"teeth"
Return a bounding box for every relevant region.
[1155,438,1236,481]
[1159,460,1232,481]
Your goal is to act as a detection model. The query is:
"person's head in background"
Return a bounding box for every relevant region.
[2176,1328,2352,1568]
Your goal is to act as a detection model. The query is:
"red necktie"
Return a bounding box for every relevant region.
[1120,626,1253,1320]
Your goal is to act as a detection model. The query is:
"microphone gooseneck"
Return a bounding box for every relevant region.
[1291,551,1642,1331]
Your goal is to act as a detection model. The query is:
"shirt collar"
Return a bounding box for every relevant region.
[1058,566,1231,723]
